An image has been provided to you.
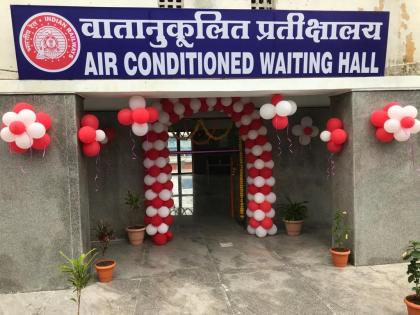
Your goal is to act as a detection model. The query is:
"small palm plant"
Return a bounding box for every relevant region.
[95,221,115,257]
[59,249,97,315]
[279,197,308,221]
[403,241,420,306]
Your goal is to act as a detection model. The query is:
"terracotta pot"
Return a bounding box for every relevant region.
[330,248,351,267]
[283,220,304,236]
[95,259,116,283]
[126,225,146,246]
[405,295,420,315]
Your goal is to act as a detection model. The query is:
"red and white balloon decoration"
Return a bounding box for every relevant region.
[370,102,420,143]
[1,102,52,153]
[117,96,159,136]
[78,114,107,157]
[291,116,319,145]
[319,118,348,153]
[259,94,297,130]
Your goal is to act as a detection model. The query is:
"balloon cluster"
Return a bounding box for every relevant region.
[370,102,420,143]
[117,96,159,136]
[291,116,319,145]
[259,94,297,130]
[319,118,348,153]
[77,114,108,157]
[1,102,52,153]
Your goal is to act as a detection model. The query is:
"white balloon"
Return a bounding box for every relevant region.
[258,126,268,136]
[265,160,274,169]
[2,112,18,126]
[158,111,170,124]
[152,122,165,133]
[275,101,292,116]
[255,226,268,238]
[142,141,153,151]
[268,224,278,235]
[244,148,251,154]
[144,175,156,186]
[154,140,166,151]
[254,210,265,221]
[15,132,32,149]
[248,130,258,140]
[394,129,411,142]
[299,135,311,146]
[18,109,36,126]
[246,209,253,217]
[100,137,108,144]
[158,206,170,218]
[254,159,265,170]
[259,103,276,120]
[129,96,146,109]
[206,97,217,108]
[251,145,263,156]
[247,177,253,185]
[146,224,158,236]
[388,105,405,120]
[235,121,242,128]
[221,97,232,107]
[289,100,298,115]
[145,189,157,200]
[233,101,244,113]
[132,123,149,136]
[403,105,418,118]
[292,125,303,136]
[241,115,252,126]
[263,143,272,151]
[254,192,265,204]
[247,193,254,201]
[384,119,401,133]
[143,158,154,168]
[26,122,47,139]
[266,192,276,203]
[320,130,331,142]
[301,116,313,127]
[94,129,106,142]
[266,208,275,218]
[247,225,256,235]
[159,189,172,201]
[157,173,168,183]
[266,177,275,186]
[410,120,420,134]
[254,176,265,188]
[190,98,201,113]
[174,102,185,116]
[157,223,169,234]
[146,206,158,217]
[0,127,15,142]
[311,126,319,137]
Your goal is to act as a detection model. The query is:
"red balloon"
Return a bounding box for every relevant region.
[326,141,342,154]
[243,103,255,115]
[78,126,97,144]
[166,231,173,241]
[162,164,173,174]
[163,180,173,190]
[144,216,152,225]
[184,106,193,117]
[32,134,51,150]
[249,218,260,228]
[13,102,34,113]
[9,121,26,135]
[255,135,268,145]
[132,108,150,124]
[157,132,169,141]
[260,217,273,229]
[169,113,179,124]
[303,127,313,135]
[231,112,241,122]
[80,114,99,129]
[180,98,190,106]
[260,151,272,162]
[146,149,159,160]
[9,142,27,154]
[370,110,388,128]
[159,148,170,158]
[248,184,258,194]
[260,201,271,212]
[36,112,52,130]
[249,120,262,130]
[271,94,283,105]
[248,167,259,178]
[164,199,174,208]
[104,127,116,141]
[246,154,257,164]
[117,109,133,126]
[199,98,208,112]
[161,99,174,113]
[272,115,288,130]
[151,215,163,227]
[375,128,394,143]
[326,118,343,131]
[151,182,163,193]
[248,201,259,211]
[331,129,348,145]
[153,233,168,246]
[147,107,159,123]
[152,198,164,208]
[245,140,255,149]
[383,101,399,111]
[259,185,272,195]
[82,141,101,157]
[148,166,160,177]
[259,168,272,179]
[163,215,174,225]
[401,116,415,129]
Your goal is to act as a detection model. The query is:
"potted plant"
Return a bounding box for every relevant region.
[59,248,97,315]
[402,241,420,315]
[94,221,116,283]
[330,210,351,267]
[125,190,146,246]
[279,197,308,236]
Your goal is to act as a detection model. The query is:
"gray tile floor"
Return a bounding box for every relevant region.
[0,216,409,315]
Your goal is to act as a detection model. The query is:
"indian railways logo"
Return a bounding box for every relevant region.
[19,12,80,72]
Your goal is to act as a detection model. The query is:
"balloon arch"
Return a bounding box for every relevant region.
[142,97,277,245]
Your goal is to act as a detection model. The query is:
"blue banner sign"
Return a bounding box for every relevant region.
[11,5,389,80]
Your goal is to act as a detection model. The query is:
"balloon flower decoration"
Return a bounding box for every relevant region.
[291,116,319,145]
[319,118,348,153]
[117,96,159,136]
[259,94,297,130]
[1,102,52,153]
[370,102,420,143]
[78,114,108,157]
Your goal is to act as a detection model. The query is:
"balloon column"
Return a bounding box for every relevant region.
[143,97,277,245]
[319,118,348,153]
[78,114,108,157]
[370,102,420,143]
[117,96,159,136]
[291,116,319,145]
[259,94,297,130]
[1,102,52,153]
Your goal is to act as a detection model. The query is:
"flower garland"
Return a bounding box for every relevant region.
[239,136,245,220]
[169,119,233,144]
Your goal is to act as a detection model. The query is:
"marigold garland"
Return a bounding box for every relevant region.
[169,119,233,144]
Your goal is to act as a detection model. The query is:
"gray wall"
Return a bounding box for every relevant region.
[0,94,89,293]
[87,112,144,240]
[331,91,420,265]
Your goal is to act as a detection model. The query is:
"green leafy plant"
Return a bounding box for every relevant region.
[332,210,350,250]
[125,190,141,211]
[95,221,115,257]
[59,249,97,315]
[279,197,308,221]
[403,241,420,301]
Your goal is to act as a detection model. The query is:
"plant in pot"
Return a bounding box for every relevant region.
[94,220,116,283]
[125,190,146,246]
[402,241,420,315]
[59,248,97,315]
[330,210,351,267]
[279,197,308,236]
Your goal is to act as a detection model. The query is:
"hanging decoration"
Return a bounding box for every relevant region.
[259,94,297,130]
[1,102,52,154]
[370,102,420,143]
[78,114,107,157]
[291,116,319,145]
[117,96,159,136]
[320,118,348,153]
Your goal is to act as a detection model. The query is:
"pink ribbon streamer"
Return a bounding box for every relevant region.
[286,125,294,153]
[327,153,335,179]
[275,130,282,156]
[94,155,100,192]
[129,130,137,160]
